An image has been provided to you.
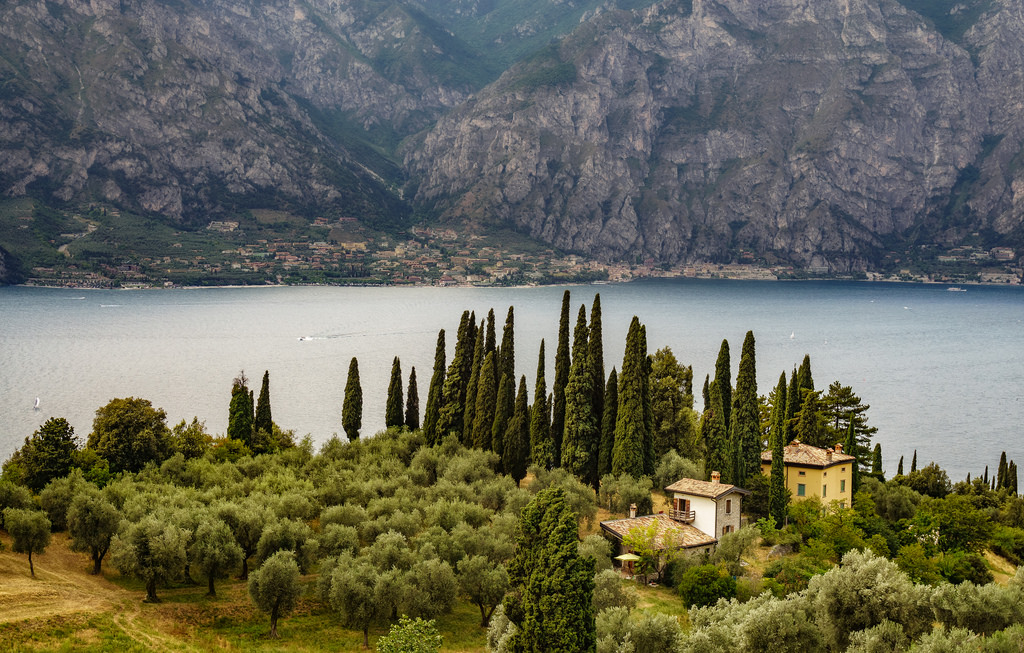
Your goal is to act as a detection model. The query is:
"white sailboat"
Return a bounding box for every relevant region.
[789,332,795,339]
[33,397,40,410]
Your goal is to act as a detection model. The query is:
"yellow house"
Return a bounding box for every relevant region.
[761,440,856,507]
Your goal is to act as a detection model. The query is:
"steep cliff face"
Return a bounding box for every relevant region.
[406,0,1024,269]
[0,0,483,226]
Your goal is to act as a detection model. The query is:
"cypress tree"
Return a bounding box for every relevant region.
[1008,461,1018,495]
[551,290,571,468]
[998,451,1008,489]
[797,354,814,395]
[769,373,788,527]
[405,367,419,430]
[385,357,404,429]
[984,465,989,485]
[871,443,883,480]
[472,352,498,451]
[463,326,485,446]
[713,339,732,436]
[597,369,618,478]
[504,487,596,652]
[504,376,530,486]
[786,368,800,443]
[640,325,654,477]
[493,373,513,467]
[611,317,646,478]
[793,390,827,447]
[485,308,497,355]
[254,371,273,437]
[228,372,254,447]
[530,340,553,469]
[423,329,446,444]
[562,305,597,486]
[342,357,362,441]
[437,311,472,439]
[897,456,904,477]
[704,380,730,482]
[702,374,710,413]
[911,449,918,474]
[845,419,860,495]
[500,307,515,386]
[589,294,605,439]
[730,331,759,486]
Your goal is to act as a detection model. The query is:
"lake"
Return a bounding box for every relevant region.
[1,279,1022,482]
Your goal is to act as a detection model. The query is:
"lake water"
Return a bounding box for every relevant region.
[1,279,1022,482]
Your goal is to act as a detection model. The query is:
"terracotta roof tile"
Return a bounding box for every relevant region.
[599,513,717,549]
[663,477,750,498]
[761,440,856,468]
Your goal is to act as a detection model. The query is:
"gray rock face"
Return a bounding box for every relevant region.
[406,0,1024,269]
[0,0,479,225]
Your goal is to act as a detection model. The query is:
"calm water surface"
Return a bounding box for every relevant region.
[2,279,1022,482]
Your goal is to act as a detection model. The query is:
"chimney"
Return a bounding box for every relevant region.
[835,444,843,453]
[826,448,833,463]
[629,503,637,519]
[711,471,721,484]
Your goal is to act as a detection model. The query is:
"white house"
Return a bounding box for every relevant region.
[663,471,749,538]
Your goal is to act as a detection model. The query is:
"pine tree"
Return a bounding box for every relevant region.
[228,372,254,447]
[713,339,732,436]
[551,290,572,468]
[871,444,883,480]
[769,373,788,527]
[911,449,918,474]
[589,294,605,441]
[423,330,446,444]
[845,420,860,496]
[598,369,618,478]
[385,357,404,428]
[897,456,904,476]
[492,373,514,467]
[821,381,877,452]
[562,305,597,486]
[254,371,273,437]
[472,352,498,451]
[611,317,646,478]
[343,357,362,441]
[793,390,827,447]
[463,326,485,446]
[730,331,760,486]
[530,340,552,469]
[405,367,420,430]
[704,379,730,482]
[504,488,596,652]
[437,312,473,439]
[500,307,515,386]
[504,376,530,486]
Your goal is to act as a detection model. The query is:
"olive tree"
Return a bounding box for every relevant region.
[458,554,509,627]
[248,550,302,638]
[190,517,244,597]
[4,508,51,577]
[110,515,190,602]
[67,487,121,574]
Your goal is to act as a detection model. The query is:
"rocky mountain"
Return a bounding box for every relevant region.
[2,0,1023,271]
[406,0,1024,270]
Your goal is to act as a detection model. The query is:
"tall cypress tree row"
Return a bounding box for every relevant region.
[504,487,596,652]
[562,305,597,486]
[845,419,860,496]
[730,331,759,486]
[504,376,531,486]
[640,325,655,477]
[530,340,553,469]
[385,357,404,428]
[713,339,732,435]
[254,370,273,437]
[463,326,485,446]
[437,311,472,439]
[343,357,362,441]
[598,368,618,478]
[769,373,788,527]
[405,367,419,430]
[500,307,515,386]
[485,308,497,355]
[551,290,571,468]
[228,372,254,447]
[492,373,514,467]
[611,317,646,478]
[704,379,729,482]
[423,329,446,444]
[472,352,498,451]
[589,294,605,440]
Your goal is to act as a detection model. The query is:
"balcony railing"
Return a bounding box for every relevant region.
[668,509,695,523]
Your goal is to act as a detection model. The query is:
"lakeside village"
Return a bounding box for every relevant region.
[18,210,1024,289]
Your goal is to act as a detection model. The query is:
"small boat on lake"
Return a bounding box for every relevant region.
[947,287,967,292]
